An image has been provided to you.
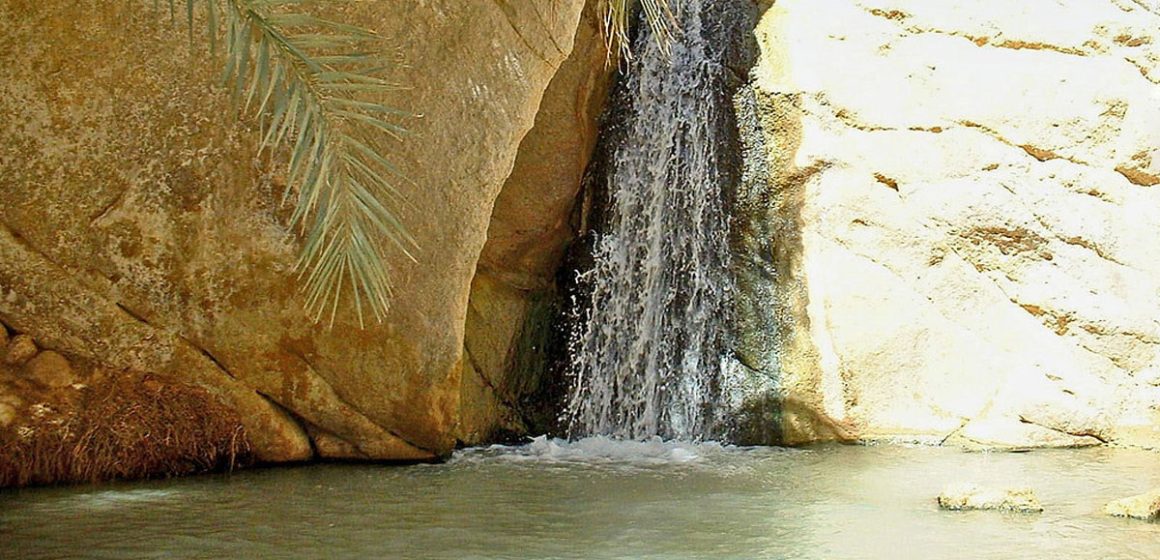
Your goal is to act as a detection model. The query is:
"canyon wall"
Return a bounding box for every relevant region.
[0,0,589,462]
[4,0,1158,475]
[459,3,614,445]
[744,0,1160,448]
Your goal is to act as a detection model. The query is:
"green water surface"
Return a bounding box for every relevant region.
[2,441,1157,559]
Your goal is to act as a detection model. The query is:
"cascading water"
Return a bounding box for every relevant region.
[565,0,753,441]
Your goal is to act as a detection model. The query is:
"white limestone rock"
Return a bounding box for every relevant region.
[1105,488,1160,520]
[751,0,1160,448]
[938,483,1044,513]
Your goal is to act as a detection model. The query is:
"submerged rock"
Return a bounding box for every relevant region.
[3,335,37,367]
[1104,489,1160,520]
[937,483,1043,513]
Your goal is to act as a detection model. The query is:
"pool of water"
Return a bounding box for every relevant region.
[2,438,1158,559]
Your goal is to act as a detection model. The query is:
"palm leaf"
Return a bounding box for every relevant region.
[176,0,411,327]
[600,0,675,61]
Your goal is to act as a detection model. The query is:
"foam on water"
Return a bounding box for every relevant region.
[448,436,792,468]
[29,488,180,513]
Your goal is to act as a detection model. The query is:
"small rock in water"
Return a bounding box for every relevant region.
[937,483,1043,513]
[23,351,77,388]
[1104,489,1160,520]
[4,334,38,366]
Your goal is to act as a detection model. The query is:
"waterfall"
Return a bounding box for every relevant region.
[565,0,752,441]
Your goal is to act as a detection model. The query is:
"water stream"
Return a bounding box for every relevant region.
[565,0,750,441]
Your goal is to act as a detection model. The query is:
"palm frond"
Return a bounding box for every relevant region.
[600,0,675,61]
[179,1,412,327]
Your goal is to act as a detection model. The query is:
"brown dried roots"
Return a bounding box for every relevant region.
[0,371,252,487]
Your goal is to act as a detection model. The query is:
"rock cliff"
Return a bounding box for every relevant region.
[744,0,1160,448]
[0,0,589,463]
[3,0,1157,480]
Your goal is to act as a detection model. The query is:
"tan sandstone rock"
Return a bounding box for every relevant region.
[22,351,77,388]
[0,0,587,461]
[938,483,1044,513]
[4,335,37,367]
[0,392,21,428]
[1104,488,1160,520]
[749,0,1160,448]
[459,1,614,444]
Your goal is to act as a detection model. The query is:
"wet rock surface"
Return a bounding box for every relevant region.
[937,483,1044,513]
[1105,488,1160,520]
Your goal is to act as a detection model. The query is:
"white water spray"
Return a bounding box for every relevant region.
[566,0,738,441]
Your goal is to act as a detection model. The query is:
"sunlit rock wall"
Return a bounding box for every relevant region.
[746,0,1160,448]
[0,0,586,461]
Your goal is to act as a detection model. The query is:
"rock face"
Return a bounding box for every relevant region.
[459,2,615,444]
[1105,488,1160,520]
[0,0,587,462]
[743,0,1160,448]
[937,483,1043,513]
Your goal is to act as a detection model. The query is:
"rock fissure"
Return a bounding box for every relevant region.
[274,345,441,457]
[113,302,152,326]
[494,0,558,67]
[861,6,1090,57]
[993,181,1140,271]
[177,335,239,381]
[1125,56,1160,83]
[957,121,1095,169]
[109,298,246,385]
[1114,164,1160,186]
[1018,415,1109,444]
[809,93,899,132]
[462,342,521,415]
[808,99,1143,195]
[88,186,132,226]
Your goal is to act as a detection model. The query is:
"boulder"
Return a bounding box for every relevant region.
[742,0,1160,448]
[22,351,77,389]
[4,335,37,367]
[0,0,588,461]
[1105,489,1160,520]
[937,483,1043,513]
